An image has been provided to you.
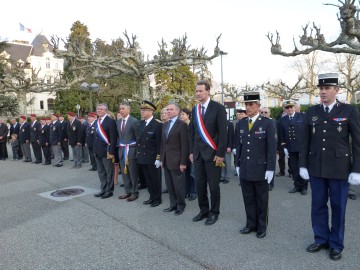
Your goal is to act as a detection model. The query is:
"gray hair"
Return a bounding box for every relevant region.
[97,103,108,111]
[167,102,180,111]
[119,102,130,109]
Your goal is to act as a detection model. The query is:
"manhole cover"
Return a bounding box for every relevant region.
[50,188,84,197]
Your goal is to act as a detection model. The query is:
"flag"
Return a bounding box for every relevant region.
[19,23,32,33]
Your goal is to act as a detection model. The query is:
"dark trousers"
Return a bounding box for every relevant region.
[240,179,269,233]
[88,147,97,169]
[164,166,186,211]
[139,164,161,203]
[185,161,196,195]
[278,148,285,174]
[310,176,349,251]
[41,145,51,163]
[12,147,19,159]
[289,152,307,190]
[193,156,221,215]
[138,167,146,187]
[95,155,114,193]
[0,142,6,160]
[61,140,69,159]
[31,141,42,162]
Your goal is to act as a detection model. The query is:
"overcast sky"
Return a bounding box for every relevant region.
[1,0,341,87]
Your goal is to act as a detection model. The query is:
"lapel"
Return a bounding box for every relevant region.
[203,100,214,122]
[140,118,153,140]
[328,102,342,119]
[167,118,178,141]
[250,117,263,133]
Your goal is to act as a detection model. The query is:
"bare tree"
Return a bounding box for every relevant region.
[267,0,360,56]
[50,32,222,100]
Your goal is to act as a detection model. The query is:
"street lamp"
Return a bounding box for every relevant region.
[75,104,81,117]
[220,50,228,105]
[80,82,100,112]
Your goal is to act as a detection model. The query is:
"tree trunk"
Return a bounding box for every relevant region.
[140,76,150,100]
[17,91,27,114]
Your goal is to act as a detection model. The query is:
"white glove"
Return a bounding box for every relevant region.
[284,148,289,158]
[232,149,236,155]
[265,171,274,184]
[236,167,240,177]
[299,167,310,180]
[348,172,360,185]
[154,160,161,168]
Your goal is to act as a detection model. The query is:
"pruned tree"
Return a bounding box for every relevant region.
[267,0,360,56]
[262,76,307,106]
[51,25,222,101]
[0,93,19,115]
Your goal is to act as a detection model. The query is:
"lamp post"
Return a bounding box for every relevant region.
[80,82,100,112]
[75,104,81,117]
[220,50,228,105]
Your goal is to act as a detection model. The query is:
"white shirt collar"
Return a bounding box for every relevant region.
[145,116,153,125]
[201,98,211,109]
[122,115,130,121]
[249,113,260,123]
[323,100,337,112]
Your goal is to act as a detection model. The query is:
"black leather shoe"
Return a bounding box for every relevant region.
[55,163,63,167]
[35,161,42,164]
[269,185,274,191]
[150,202,161,207]
[239,227,255,234]
[222,179,229,184]
[89,168,97,171]
[205,213,218,225]
[163,206,176,212]
[306,242,329,253]
[188,194,197,201]
[329,249,342,260]
[162,189,168,193]
[192,212,209,222]
[301,189,308,195]
[348,194,357,200]
[94,191,105,197]
[256,231,266,238]
[43,162,51,165]
[143,199,153,205]
[101,192,113,199]
[289,188,299,193]
[174,209,184,215]
[276,172,285,177]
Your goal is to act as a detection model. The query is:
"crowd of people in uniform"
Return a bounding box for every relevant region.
[0,73,360,261]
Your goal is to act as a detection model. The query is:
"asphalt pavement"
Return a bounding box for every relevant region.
[1,147,359,270]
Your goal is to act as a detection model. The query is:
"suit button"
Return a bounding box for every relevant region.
[248,135,250,137]
[323,130,326,133]
[323,139,326,141]
[247,149,250,152]
[247,157,250,159]
[346,154,349,156]
[247,142,250,144]
[322,148,325,151]
[324,121,327,124]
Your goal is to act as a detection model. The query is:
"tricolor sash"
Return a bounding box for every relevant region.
[194,104,218,150]
[119,141,136,174]
[96,118,110,151]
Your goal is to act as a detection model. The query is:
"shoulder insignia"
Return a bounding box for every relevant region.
[311,116,318,122]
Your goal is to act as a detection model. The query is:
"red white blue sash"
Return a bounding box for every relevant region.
[194,104,218,150]
[119,141,136,165]
[96,118,110,147]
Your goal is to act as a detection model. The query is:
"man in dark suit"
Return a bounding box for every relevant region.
[50,113,63,167]
[233,108,247,170]
[221,119,234,184]
[39,117,51,165]
[117,102,140,202]
[19,116,32,162]
[67,112,83,168]
[236,92,277,238]
[137,100,162,207]
[93,103,117,199]
[59,115,69,160]
[279,100,307,194]
[10,118,23,159]
[189,80,227,225]
[299,73,360,260]
[29,114,42,164]
[86,113,97,171]
[161,103,189,215]
[0,118,8,160]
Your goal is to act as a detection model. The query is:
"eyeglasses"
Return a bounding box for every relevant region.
[260,111,268,114]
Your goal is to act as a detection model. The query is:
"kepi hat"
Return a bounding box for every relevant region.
[140,100,157,111]
[243,92,260,103]
[317,73,339,86]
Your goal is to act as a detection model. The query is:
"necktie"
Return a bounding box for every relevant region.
[165,120,172,138]
[121,119,126,135]
[289,116,293,121]
[201,106,205,118]
[248,119,253,131]
[325,106,330,113]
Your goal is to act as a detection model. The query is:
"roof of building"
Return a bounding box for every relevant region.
[31,34,54,57]
[4,42,32,63]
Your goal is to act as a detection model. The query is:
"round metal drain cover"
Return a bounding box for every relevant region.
[50,188,84,197]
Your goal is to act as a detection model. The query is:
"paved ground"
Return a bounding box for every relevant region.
[1,147,359,270]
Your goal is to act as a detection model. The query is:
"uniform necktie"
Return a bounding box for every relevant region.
[325,106,330,113]
[201,106,205,118]
[165,120,172,138]
[248,119,253,131]
[289,116,293,121]
[121,119,126,135]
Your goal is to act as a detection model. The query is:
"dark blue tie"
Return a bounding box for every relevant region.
[201,106,205,118]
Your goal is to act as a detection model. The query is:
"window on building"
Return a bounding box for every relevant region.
[55,63,59,70]
[40,100,44,110]
[46,58,50,69]
[47,98,54,111]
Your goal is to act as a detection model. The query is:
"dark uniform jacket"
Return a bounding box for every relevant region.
[67,119,83,146]
[19,122,31,144]
[81,122,87,146]
[225,120,234,149]
[10,122,20,136]
[61,120,69,141]
[86,121,97,149]
[0,123,8,143]
[236,116,277,181]
[30,121,41,143]
[50,120,63,145]
[160,118,189,170]
[299,102,360,179]
[279,112,305,153]
[39,124,50,147]
[189,100,227,161]
[117,116,139,160]
[93,115,117,157]
[137,118,162,165]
